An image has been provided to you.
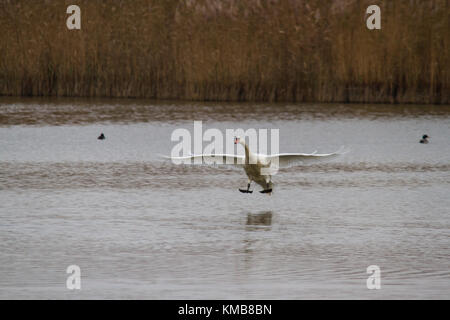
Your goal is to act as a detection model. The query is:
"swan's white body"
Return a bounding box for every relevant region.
[167,138,344,193]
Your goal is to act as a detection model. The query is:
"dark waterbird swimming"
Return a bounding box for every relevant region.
[420,134,429,144]
[98,133,105,140]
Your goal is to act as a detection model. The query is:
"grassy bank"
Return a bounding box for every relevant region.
[0,0,448,103]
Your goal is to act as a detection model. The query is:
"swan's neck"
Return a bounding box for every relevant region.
[239,140,251,160]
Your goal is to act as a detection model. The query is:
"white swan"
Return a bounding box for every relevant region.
[167,136,345,194]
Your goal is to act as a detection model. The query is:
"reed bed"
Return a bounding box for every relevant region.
[0,0,448,103]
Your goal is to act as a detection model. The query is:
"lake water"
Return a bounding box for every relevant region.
[0,97,449,299]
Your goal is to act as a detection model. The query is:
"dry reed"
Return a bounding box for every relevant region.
[0,0,448,103]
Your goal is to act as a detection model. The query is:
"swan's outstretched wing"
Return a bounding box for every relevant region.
[266,147,346,168]
[161,154,245,166]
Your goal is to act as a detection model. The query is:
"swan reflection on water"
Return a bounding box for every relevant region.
[245,211,273,231]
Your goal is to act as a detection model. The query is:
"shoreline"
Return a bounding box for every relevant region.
[0,94,449,106]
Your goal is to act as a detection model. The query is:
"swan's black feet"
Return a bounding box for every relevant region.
[239,189,253,193]
[260,189,272,194]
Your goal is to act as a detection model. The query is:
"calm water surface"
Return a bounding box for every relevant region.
[0,97,449,299]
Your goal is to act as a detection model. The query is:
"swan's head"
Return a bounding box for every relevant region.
[234,136,241,145]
